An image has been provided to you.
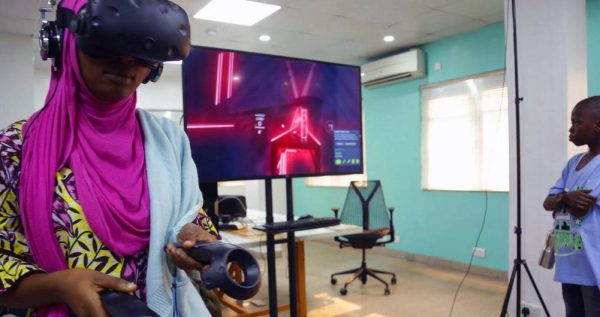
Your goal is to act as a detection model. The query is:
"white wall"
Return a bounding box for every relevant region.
[506,0,587,315]
[0,33,35,129]
[34,69,50,110]
[137,64,184,111]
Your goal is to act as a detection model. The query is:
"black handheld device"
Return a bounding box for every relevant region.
[99,289,160,317]
[173,241,261,300]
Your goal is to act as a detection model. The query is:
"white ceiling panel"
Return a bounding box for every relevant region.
[345,0,432,27]
[392,9,475,35]
[433,19,488,38]
[481,11,507,24]
[407,34,445,47]
[310,16,401,42]
[286,0,369,17]
[439,0,505,19]
[253,6,330,34]
[405,0,462,9]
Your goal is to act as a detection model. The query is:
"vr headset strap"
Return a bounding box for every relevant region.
[55,7,74,29]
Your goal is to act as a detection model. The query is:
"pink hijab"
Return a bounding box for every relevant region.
[19,0,150,315]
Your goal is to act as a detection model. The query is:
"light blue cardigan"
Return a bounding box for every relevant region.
[137,109,211,317]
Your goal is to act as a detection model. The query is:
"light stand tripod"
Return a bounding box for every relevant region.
[500,0,550,316]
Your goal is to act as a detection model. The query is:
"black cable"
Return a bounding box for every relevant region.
[448,191,490,316]
[447,5,511,316]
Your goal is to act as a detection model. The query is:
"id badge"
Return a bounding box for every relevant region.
[555,209,571,221]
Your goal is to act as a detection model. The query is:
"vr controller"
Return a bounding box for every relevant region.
[173,241,261,300]
[99,289,159,317]
[98,241,260,316]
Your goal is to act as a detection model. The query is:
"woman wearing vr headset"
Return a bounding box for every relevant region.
[0,0,222,316]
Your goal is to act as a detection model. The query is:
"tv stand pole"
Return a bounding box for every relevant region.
[263,178,300,317]
[286,177,299,317]
[264,179,278,317]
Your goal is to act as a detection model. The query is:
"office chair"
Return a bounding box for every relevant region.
[330,180,397,295]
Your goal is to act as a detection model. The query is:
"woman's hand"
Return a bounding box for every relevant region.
[55,268,137,317]
[165,223,218,271]
[565,189,597,217]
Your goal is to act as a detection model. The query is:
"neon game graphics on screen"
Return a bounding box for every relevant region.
[183,46,363,182]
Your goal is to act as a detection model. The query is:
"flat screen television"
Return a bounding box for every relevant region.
[182,46,363,182]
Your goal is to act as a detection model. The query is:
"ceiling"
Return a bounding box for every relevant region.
[0,0,504,67]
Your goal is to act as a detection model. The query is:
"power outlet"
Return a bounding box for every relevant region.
[472,247,485,258]
[394,235,401,243]
[521,301,543,317]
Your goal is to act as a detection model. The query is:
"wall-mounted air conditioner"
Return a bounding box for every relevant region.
[361,48,426,88]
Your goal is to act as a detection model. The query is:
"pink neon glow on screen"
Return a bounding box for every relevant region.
[182,46,363,181]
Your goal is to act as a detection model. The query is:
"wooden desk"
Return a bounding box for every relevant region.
[219,209,361,317]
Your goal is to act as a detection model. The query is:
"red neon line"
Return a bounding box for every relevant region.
[301,63,316,97]
[300,108,307,141]
[270,129,294,142]
[187,124,235,129]
[277,149,298,174]
[279,151,286,174]
[308,132,322,146]
[227,52,234,99]
[215,53,223,105]
[286,60,299,98]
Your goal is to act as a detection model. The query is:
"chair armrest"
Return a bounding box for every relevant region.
[388,206,395,239]
[331,206,340,218]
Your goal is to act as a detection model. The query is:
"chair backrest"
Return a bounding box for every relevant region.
[339,180,390,231]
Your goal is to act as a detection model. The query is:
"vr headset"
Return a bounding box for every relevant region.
[39,0,191,83]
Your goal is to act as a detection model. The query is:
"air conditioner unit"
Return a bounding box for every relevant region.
[361,48,426,88]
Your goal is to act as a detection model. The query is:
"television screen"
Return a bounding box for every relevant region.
[182,46,363,182]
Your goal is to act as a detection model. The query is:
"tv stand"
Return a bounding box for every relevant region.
[262,177,300,317]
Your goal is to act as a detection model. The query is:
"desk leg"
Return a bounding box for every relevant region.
[295,241,306,317]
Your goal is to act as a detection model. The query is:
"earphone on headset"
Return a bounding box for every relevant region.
[37,0,187,84]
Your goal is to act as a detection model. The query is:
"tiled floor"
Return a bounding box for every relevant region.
[222,240,507,317]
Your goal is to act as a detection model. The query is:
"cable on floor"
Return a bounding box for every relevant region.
[447,2,510,316]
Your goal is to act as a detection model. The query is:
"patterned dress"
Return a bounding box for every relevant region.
[0,121,219,316]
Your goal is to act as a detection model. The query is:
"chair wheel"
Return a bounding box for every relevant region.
[360,275,367,284]
[384,288,390,295]
[331,278,337,285]
[391,277,397,285]
[340,288,348,296]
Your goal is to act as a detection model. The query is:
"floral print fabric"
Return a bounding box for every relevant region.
[0,121,219,315]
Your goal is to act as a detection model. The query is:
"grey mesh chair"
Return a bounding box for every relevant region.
[330,180,397,295]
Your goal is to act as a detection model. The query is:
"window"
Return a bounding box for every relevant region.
[421,71,508,191]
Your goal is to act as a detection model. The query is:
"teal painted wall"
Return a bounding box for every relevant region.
[292,23,509,271]
[589,0,600,96]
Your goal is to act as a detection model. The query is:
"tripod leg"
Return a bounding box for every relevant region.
[522,261,551,317]
[500,262,519,317]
